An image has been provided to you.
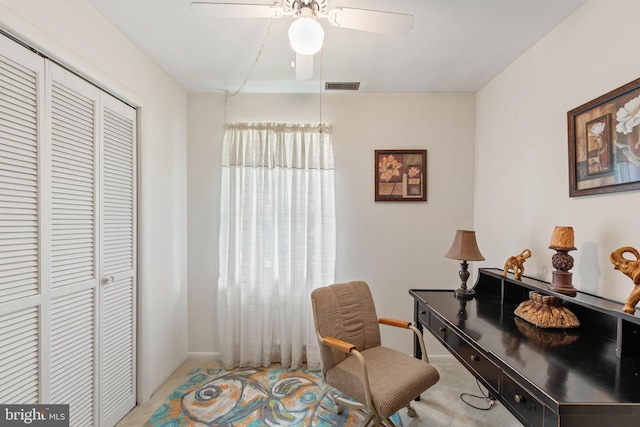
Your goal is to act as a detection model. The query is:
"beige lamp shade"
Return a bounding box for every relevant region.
[445,230,485,261]
[549,226,576,250]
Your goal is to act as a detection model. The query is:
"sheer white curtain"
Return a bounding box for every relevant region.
[218,123,336,371]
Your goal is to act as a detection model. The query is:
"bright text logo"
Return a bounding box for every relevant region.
[0,405,69,426]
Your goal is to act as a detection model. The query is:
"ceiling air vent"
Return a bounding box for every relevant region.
[325,82,360,91]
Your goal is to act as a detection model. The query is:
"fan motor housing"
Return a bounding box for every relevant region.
[286,0,328,16]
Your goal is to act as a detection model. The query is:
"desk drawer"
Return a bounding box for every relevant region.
[426,314,500,393]
[447,333,500,393]
[428,313,449,341]
[417,304,430,327]
[502,373,544,427]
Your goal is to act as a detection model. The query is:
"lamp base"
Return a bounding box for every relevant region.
[454,260,475,299]
[455,287,475,299]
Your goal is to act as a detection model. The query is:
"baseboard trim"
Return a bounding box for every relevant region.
[187,352,221,360]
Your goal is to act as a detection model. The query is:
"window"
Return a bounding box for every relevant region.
[217,123,336,370]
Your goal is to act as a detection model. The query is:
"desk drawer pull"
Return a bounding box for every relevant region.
[420,310,426,315]
[514,394,523,404]
[470,355,479,362]
[439,327,446,333]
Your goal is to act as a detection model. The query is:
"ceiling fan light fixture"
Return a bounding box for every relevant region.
[288,17,324,55]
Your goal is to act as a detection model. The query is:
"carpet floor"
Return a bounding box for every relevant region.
[400,362,523,427]
[143,366,402,426]
[122,358,522,427]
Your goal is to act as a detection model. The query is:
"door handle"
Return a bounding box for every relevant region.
[104,276,114,284]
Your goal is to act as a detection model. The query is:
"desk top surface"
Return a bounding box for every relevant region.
[411,289,640,405]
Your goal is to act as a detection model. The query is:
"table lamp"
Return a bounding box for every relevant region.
[445,230,485,299]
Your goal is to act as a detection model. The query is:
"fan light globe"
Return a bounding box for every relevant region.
[288,17,324,55]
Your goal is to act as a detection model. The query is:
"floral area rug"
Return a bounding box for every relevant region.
[144,366,403,426]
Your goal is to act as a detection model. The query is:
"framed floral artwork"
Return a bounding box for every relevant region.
[568,76,640,197]
[375,149,427,202]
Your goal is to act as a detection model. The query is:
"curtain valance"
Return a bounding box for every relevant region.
[223,123,334,169]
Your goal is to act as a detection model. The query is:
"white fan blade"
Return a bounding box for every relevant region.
[328,8,413,36]
[191,2,283,18]
[295,53,314,80]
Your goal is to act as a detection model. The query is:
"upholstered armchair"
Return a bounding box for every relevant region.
[311,281,440,427]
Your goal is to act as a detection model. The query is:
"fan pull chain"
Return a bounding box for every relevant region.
[319,48,323,132]
[224,18,275,125]
[228,19,275,99]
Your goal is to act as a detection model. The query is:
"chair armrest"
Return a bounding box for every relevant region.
[379,317,411,328]
[379,318,431,363]
[322,338,374,411]
[409,325,430,363]
[322,336,356,354]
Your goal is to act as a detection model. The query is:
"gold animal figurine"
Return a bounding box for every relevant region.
[610,246,640,314]
[503,249,532,280]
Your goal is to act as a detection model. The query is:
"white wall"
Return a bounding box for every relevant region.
[187,92,476,357]
[0,0,189,402]
[475,0,640,302]
[187,94,224,355]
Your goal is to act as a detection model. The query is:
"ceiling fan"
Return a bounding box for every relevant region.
[191,0,414,80]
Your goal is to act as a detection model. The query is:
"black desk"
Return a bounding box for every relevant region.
[411,268,640,427]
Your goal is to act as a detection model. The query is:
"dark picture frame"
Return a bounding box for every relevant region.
[375,149,427,202]
[568,76,640,197]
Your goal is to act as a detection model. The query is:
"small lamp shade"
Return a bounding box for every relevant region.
[549,226,576,250]
[288,18,324,55]
[445,230,485,261]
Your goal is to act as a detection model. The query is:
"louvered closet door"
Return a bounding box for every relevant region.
[0,35,45,405]
[0,33,136,427]
[99,92,136,427]
[49,63,100,427]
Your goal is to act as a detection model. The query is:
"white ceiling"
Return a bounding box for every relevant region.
[85,0,588,94]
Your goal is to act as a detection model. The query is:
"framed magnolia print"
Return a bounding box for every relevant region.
[375,149,427,202]
[568,76,640,197]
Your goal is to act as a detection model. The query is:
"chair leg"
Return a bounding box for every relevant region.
[330,393,343,414]
[406,404,417,417]
[383,417,397,427]
[359,412,375,427]
[330,392,394,427]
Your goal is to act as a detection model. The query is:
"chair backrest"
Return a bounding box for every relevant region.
[311,281,381,375]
